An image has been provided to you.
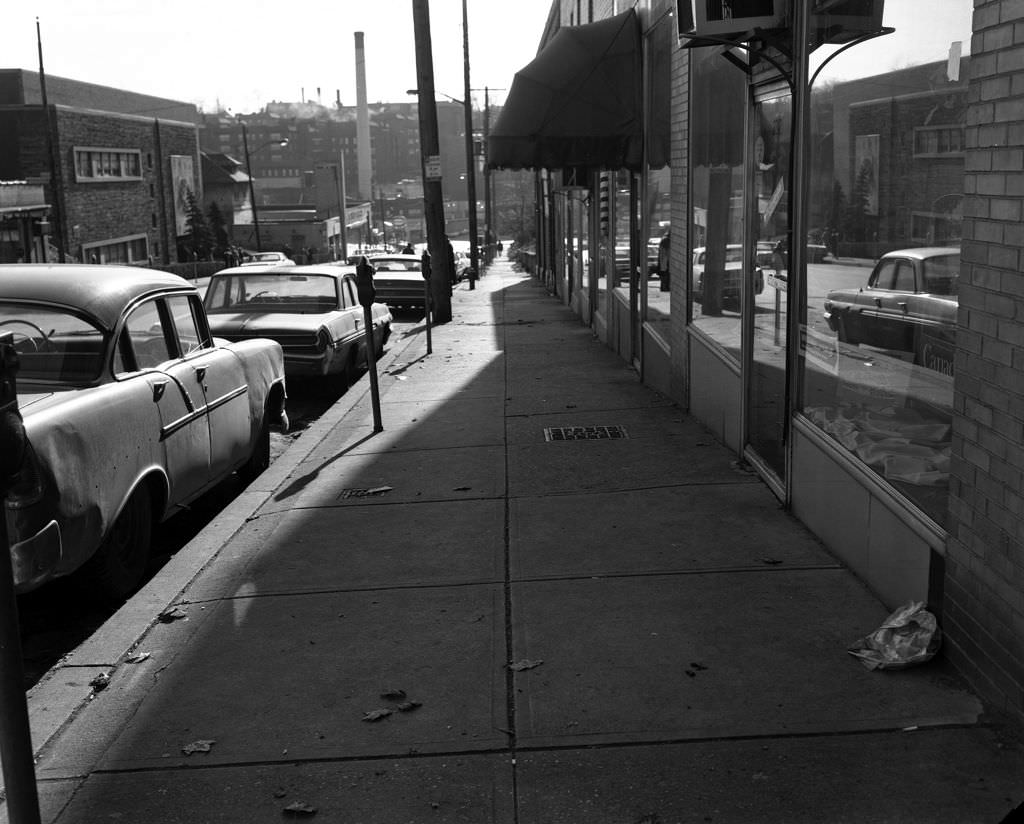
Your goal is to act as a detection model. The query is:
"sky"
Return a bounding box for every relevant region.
[2,0,555,114]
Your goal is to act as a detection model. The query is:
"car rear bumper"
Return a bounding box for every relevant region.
[10,517,62,592]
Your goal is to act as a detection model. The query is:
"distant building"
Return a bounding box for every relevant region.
[0,69,202,264]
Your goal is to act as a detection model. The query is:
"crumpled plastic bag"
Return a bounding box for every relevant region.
[848,601,942,671]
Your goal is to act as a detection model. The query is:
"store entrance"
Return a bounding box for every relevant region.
[745,86,792,485]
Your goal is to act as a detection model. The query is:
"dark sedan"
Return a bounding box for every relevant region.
[823,247,959,374]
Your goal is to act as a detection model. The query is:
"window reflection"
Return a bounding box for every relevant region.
[689,51,747,358]
[800,7,969,528]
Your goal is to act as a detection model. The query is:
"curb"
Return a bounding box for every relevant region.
[24,323,428,760]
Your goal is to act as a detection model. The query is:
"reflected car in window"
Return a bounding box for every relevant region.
[203,264,392,391]
[1,265,288,598]
[823,247,959,374]
[692,244,765,304]
[366,254,429,310]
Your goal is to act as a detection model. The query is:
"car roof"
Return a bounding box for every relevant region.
[0,264,193,329]
[879,246,960,260]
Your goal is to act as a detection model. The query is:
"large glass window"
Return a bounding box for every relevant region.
[800,1,971,528]
[643,12,673,344]
[688,49,748,359]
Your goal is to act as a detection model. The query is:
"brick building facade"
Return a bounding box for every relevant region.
[0,69,201,264]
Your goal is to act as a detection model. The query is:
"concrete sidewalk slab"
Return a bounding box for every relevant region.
[274,443,506,510]
[186,499,506,596]
[509,486,839,580]
[507,434,759,496]
[511,571,981,748]
[515,730,1022,824]
[56,753,516,823]
[84,583,507,771]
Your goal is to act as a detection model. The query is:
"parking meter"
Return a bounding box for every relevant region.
[420,251,433,355]
[354,258,383,432]
[0,333,43,824]
[355,256,376,308]
[0,333,26,492]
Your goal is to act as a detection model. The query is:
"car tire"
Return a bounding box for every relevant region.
[239,414,270,485]
[82,485,152,603]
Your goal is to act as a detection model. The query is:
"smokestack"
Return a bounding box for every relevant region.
[354,31,372,201]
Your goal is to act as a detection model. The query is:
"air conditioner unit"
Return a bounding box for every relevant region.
[812,0,885,44]
[677,0,786,42]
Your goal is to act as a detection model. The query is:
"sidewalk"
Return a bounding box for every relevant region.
[14,256,1024,823]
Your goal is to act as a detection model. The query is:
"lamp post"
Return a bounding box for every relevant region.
[241,123,288,252]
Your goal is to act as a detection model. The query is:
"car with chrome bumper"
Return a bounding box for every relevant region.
[1,264,287,598]
[823,247,959,374]
[203,264,392,391]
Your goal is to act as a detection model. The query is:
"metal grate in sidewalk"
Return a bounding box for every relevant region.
[543,425,629,442]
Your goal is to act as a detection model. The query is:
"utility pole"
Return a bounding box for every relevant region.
[412,0,453,322]
[36,19,64,263]
[483,86,493,264]
[241,124,262,252]
[461,0,479,285]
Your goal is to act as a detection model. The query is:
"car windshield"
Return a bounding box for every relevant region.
[251,253,283,262]
[204,273,339,312]
[0,303,107,384]
[922,254,960,296]
[370,258,422,272]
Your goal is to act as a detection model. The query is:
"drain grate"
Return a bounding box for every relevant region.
[543,425,629,442]
[338,485,393,499]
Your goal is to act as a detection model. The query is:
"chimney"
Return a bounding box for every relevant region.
[355,31,372,201]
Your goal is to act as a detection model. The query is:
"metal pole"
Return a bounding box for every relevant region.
[241,124,262,252]
[462,0,479,288]
[412,0,453,322]
[338,149,349,261]
[483,87,493,265]
[0,334,42,824]
[36,18,64,263]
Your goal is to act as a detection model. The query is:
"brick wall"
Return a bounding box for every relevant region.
[946,0,1024,721]
[47,108,198,264]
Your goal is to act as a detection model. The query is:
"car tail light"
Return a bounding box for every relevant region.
[5,442,45,509]
[316,329,331,353]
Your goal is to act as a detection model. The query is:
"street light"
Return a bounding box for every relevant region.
[241,123,288,252]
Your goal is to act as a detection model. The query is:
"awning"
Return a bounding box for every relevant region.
[488,9,642,172]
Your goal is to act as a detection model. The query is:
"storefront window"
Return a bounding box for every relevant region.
[688,50,748,359]
[800,2,971,528]
[643,13,673,344]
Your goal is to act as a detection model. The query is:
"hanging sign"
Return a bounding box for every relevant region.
[425,155,443,180]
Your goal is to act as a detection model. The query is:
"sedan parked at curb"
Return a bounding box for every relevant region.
[823,247,959,374]
[1,265,288,599]
[203,264,392,392]
[366,254,428,311]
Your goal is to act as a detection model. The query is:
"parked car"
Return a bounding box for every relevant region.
[1,264,288,598]
[366,253,429,310]
[823,246,959,373]
[692,244,765,303]
[203,264,392,391]
[241,251,295,267]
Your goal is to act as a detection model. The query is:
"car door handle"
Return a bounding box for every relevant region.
[897,301,908,313]
[152,380,168,401]
[874,298,882,308]
[195,365,208,381]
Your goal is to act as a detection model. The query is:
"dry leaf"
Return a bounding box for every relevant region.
[158,607,188,623]
[89,672,111,691]
[396,701,422,713]
[283,801,317,816]
[181,739,216,755]
[361,708,393,722]
[380,689,406,701]
[126,652,151,664]
[508,659,544,672]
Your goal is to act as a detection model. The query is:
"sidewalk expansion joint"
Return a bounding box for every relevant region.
[509,564,845,585]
